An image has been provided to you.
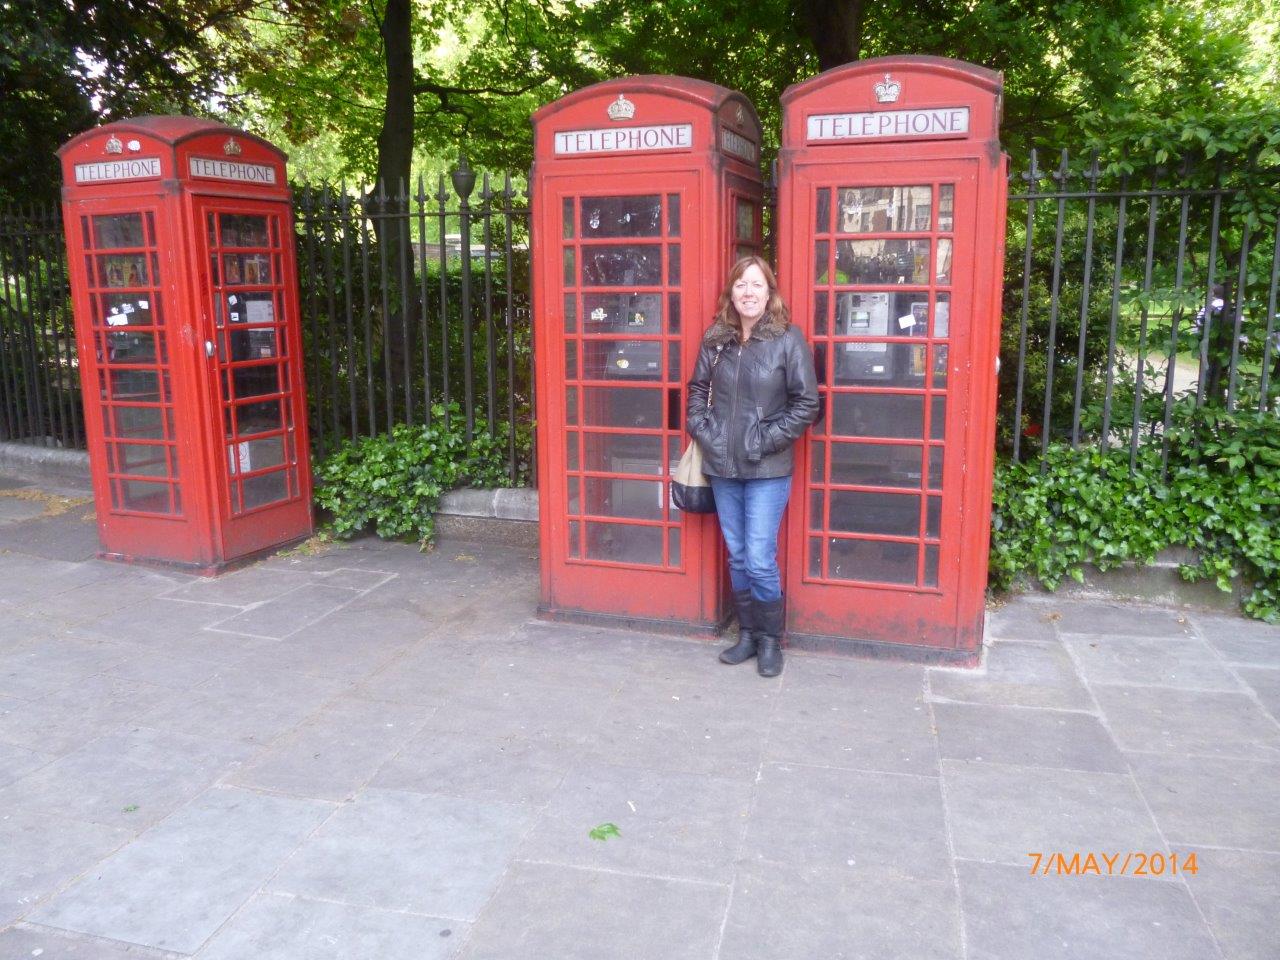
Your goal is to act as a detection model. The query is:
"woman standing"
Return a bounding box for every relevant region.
[687,256,819,677]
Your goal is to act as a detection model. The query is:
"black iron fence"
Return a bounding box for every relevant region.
[1,153,1277,481]
[1002,150,1280,469]
[0,171,534,484]
[0,205,80,449]
[294,172,532,482]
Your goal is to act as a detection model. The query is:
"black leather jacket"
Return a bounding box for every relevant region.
[687,314,820,479]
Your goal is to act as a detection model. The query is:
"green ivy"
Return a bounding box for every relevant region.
[991,403,1280,622]
[312,403,531,547]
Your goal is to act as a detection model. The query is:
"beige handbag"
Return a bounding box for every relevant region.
[672,440,715,513]
[672,347,721,514]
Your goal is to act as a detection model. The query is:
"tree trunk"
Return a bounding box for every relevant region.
[796,0,867,71]
[376,0,414,199]
[372,0,415,421]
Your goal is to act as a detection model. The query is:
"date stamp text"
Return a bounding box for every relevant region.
[1027,851,1199,877]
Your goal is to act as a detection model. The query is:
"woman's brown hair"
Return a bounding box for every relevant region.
[712,255,790,330]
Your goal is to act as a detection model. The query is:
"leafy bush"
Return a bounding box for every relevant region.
[312,403,531,546]
[991,402,1280,621]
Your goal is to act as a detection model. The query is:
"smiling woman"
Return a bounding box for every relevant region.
[686,256,820,677]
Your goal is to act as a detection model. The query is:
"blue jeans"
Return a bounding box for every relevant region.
[708,475,792,602]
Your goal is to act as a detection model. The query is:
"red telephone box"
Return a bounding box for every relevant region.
[59,117,312,573]
[776,57,1007,662]
[531,77,764,631]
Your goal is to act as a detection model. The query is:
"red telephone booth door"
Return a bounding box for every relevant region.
[784,161,981,650]
[68,198,210,561]
[194,197,311,558]
[539,173,717,623]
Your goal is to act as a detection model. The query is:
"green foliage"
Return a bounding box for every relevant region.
[991,401,1280,621]
[312,404,531,546]
[220,0,1280,181]
[1,0,259,204]
[589,823,622,842]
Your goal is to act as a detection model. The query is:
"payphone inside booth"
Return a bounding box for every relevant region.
[60,116,312,573]
[776,57,1008,662]
[532,77,764,631]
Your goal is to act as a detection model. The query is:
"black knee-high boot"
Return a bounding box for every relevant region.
[719,588,757,664]
[754,595,785,677]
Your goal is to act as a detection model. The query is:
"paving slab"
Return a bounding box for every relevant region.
[0,811,130,927]
[0,725,255,829]
[206,584,363,640]
[352,643,487,707]
[0,496,47,523]
[720,861,961,960]
[227,610,420,682]
[133,663,349,745]
[957,859,1218,960]
[227,696,429,801]
[0,740,54,788]
[941,759,1166,867]
[1092,685,1280,760]
[1236,666,1280,720]
[21,569,190,628]
[932,701,1127,773]
[0,610,65,648]
[0,923,185,959]
[30,786,334,954]
[1049,599,1195,639]
[371,725,574,805]
[457,861,727,960]
[160,566,317,607]
[0,513,102,563]
[1127,753,1280,851]
[0,555,114,608]
[578,676,770,780]
[0,674,185,755]
[268,788,533,920]
[0,635,129,700]
[774,654,927,722]
[195,893,463,960]
[744,762,950,881]
[101,645,227,690]
[927,640,1094,711]
[434,671,617,747]
[1177,847,1280,960]
[1191,613,1280,666]
[69,597,239,647]
[515,762,753,884]
[983,598,1061,641]
[1063,635,1242,691]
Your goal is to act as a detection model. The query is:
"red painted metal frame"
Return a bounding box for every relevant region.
[59,117,312,573]
[777,57,1008,660]
[531,77,763,632]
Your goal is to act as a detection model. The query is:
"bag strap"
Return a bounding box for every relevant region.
[707,345,723,410]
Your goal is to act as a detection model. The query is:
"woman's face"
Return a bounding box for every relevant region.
[732,264,769,323]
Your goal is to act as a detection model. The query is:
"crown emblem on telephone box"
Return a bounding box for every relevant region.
[607,95,636,121]
[874,74,901,104]
[223,138,243,156]
[105,135,123,155]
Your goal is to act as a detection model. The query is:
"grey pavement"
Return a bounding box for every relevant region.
[0,478,1278,959]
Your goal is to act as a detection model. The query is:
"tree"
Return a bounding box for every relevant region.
[0,0,260,205]
[225,0,1277,191]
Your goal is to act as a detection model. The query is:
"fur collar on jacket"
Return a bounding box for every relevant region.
[703,312,790,346]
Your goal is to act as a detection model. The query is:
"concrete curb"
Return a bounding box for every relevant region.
[0,442,92,492]
[1016,548,1246,614]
